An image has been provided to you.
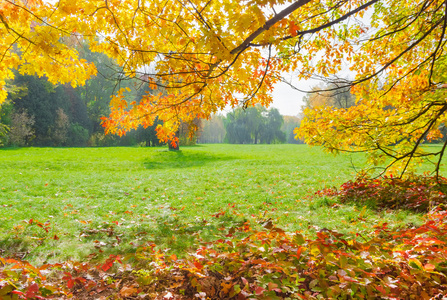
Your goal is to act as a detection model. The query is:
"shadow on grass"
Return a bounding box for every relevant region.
[144,150,237,169]
[0,146,23,151]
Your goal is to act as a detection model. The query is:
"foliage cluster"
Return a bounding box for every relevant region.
[8,110,35,147]
[0,0,387,151]
[297,0,447,175]
[0,123,7,146]
[318,175,447,213]
[1,208,447,299]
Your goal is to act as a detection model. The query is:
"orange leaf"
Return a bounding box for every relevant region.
[424,263,436,271]
[288,21,299,36]
[120,286,138,297]
[220,281,233,295]
[193,261,203,270]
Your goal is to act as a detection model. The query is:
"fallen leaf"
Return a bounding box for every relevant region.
[120,285,137,297]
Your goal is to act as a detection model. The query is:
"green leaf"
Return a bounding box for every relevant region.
[293,233,305,245]
[408,258,423,270]
[339,255,348,268]
[309,279,318,289]
[229,284,240,298]
[0,285,14,296]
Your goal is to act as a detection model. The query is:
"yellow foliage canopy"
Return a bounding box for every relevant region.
[0,0,375,145]
[297,0,447,175]
[0,0,97,101]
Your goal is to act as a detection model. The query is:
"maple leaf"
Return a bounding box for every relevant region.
[120,285,138,297]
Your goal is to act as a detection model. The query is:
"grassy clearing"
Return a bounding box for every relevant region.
[0,144,440,264]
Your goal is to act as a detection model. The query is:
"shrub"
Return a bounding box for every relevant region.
[317,175,447,212]
[0,123,8,146]
[68,123,89,147]
[52,108,70,146]
[9,110,35,147]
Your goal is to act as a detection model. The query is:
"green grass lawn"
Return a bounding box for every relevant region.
[0,144,440,264]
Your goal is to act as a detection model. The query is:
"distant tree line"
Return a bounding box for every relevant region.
[1,67,304,147]
[225,106,285,144]
[197,106,303,145]
[197,82,360,145]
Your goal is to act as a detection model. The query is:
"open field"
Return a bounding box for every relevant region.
[0,144,442,264]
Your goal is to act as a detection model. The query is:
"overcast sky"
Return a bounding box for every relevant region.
[270,72,324,117]
[220,78,318,117]
[271,81,306,117]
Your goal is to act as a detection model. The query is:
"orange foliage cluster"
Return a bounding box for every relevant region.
[2,207,447,299]
[317,175,447,213]
[297,0,447,173]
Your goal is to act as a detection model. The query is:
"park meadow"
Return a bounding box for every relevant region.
[0,144,425,262]
[2,144,447,299]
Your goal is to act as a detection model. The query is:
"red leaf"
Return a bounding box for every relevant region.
[194,261,203,270]
[424,263,436,271]
[25,283,39,298]
[11,291,24,296]
[63,273,74,288]
[288,21,299,36]
[237,293,247,300]
[254,286,265,296]
[375,285,388,295]
[101,260,114,272]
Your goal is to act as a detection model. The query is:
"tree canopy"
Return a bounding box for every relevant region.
[225,105,286,144]
[297,0,447,176]
[302,83,355,111]
[2,0,447,170]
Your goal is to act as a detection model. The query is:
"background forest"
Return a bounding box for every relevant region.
[0,45,164,148]
[0,44,310,148]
